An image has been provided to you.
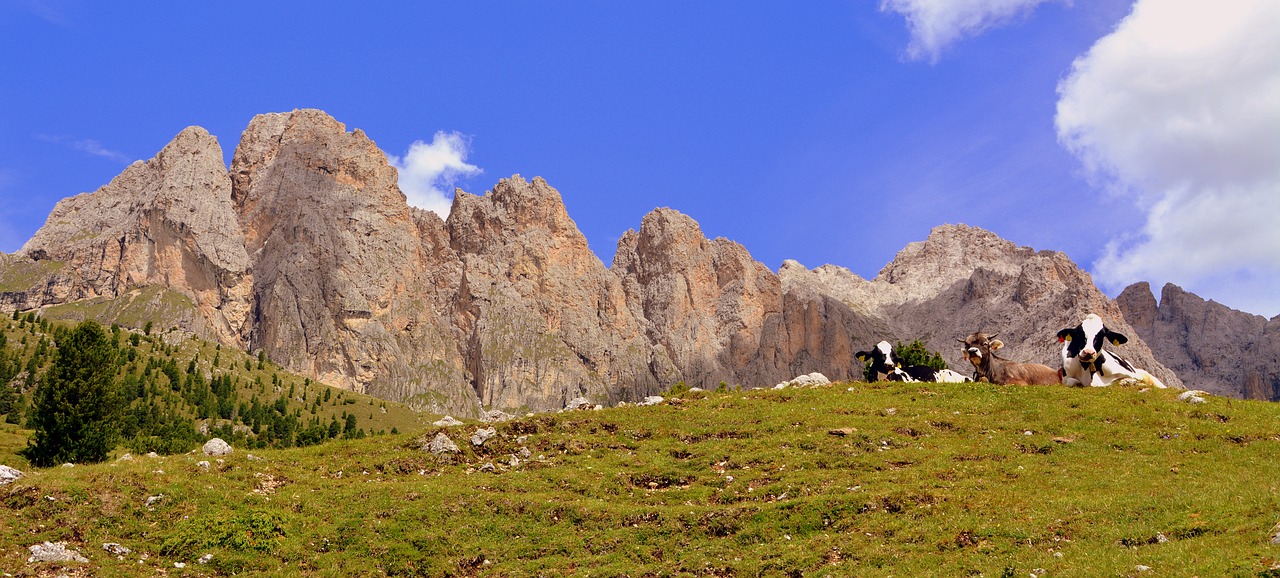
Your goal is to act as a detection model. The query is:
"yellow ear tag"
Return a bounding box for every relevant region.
[1064,335,1072,341]
[1110,338,1122,346]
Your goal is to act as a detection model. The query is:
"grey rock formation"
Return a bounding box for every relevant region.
[470,427,497,447]
[427,432,459,454]
[0,464,22,485]
[27,541,88,563]
[433,415,464,427]
[201,438,232,456]
[14,127,251,342]
[1178,390,1210,404]
[615,208,888,389]
[231,110,475,415]
[774,372,831,389]
[1117,282,1278,399]
[449,176,672,410]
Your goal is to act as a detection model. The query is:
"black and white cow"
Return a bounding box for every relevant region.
[855,341,971,383]
[1056,314,1166,388]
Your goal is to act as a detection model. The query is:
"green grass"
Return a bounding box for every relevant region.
[40,285,199,330]
[2,381,1279,576]
[0,256,64,293]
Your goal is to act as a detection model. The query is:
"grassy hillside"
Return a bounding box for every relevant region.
[2,380,1278,577]
[0,313,428,461]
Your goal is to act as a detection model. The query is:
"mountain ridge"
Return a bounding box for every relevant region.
[5,108,1273,409]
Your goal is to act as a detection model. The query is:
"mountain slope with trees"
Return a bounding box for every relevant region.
[0,313,427,462]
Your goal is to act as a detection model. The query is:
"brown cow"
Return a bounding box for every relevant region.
[959,332,1060,385]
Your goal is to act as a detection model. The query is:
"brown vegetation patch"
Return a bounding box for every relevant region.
[679,431,748,444]
[253,473,288,496]
[628,472,694,490]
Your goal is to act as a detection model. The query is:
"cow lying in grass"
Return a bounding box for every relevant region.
[1056,314,1166,388]
[959,332,1060,385]
[856,341,971,383]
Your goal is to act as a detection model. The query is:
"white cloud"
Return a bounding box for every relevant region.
[388,131,482,219]
[16,0,71,26]
[36,134,132,163]
[880,0,1056,61]
[1056,0,1280,316]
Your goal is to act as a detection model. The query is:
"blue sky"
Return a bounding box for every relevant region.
[2,1,1277,317]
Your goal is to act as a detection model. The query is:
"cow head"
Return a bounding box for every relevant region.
[1057,313,1127,364]
[959,332,1001,366]
[855,341,900,380]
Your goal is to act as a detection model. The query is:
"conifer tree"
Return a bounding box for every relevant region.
[21,320,126,467]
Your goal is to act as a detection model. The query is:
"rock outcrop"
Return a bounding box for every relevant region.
[1117,282,1278,400]
[449,177,672,409]
[229,110,474,414]
[16,127,251,342]
[614,209,888,389]
[2,109,1219,413]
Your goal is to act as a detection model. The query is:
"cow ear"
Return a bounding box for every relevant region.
[990,339,1004,350]
[1106,330,1128,346]
[1056,328,1072,342]
[855,351,869,362]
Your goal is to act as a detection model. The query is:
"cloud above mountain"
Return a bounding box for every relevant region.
[880,0,1056,61]
[1056,0,1280,316]
[36,134,131,164]
[388,131,482,218]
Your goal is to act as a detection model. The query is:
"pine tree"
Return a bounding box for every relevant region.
[21,320,126,467]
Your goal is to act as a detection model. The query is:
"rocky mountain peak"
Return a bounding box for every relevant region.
[876,224,1035,302]
[232,109,410,251]
[1117,281,1277,399]
[16,123,250,342]
[448,175,590,259]
[225,109,462,405]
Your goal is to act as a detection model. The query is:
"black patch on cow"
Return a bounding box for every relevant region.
[884,370,913,382]
[1057,326,1086,358]
[1081,352,1104,374]
[1109,352,1136,372]
[901,366,939,382]
[856,345,898,379]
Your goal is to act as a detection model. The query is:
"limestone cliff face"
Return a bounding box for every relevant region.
[17,127,251,342]
[229,110,476,415]
[614,208,781,387]
[1118,282,1279,399]
[613,209,889,388]
[448,176,673,410]
[775,261,898,382]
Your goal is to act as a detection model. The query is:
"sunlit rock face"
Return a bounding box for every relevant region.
[19,126,250,343]
[230,109,476,415]
[1118,282,1278,400]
